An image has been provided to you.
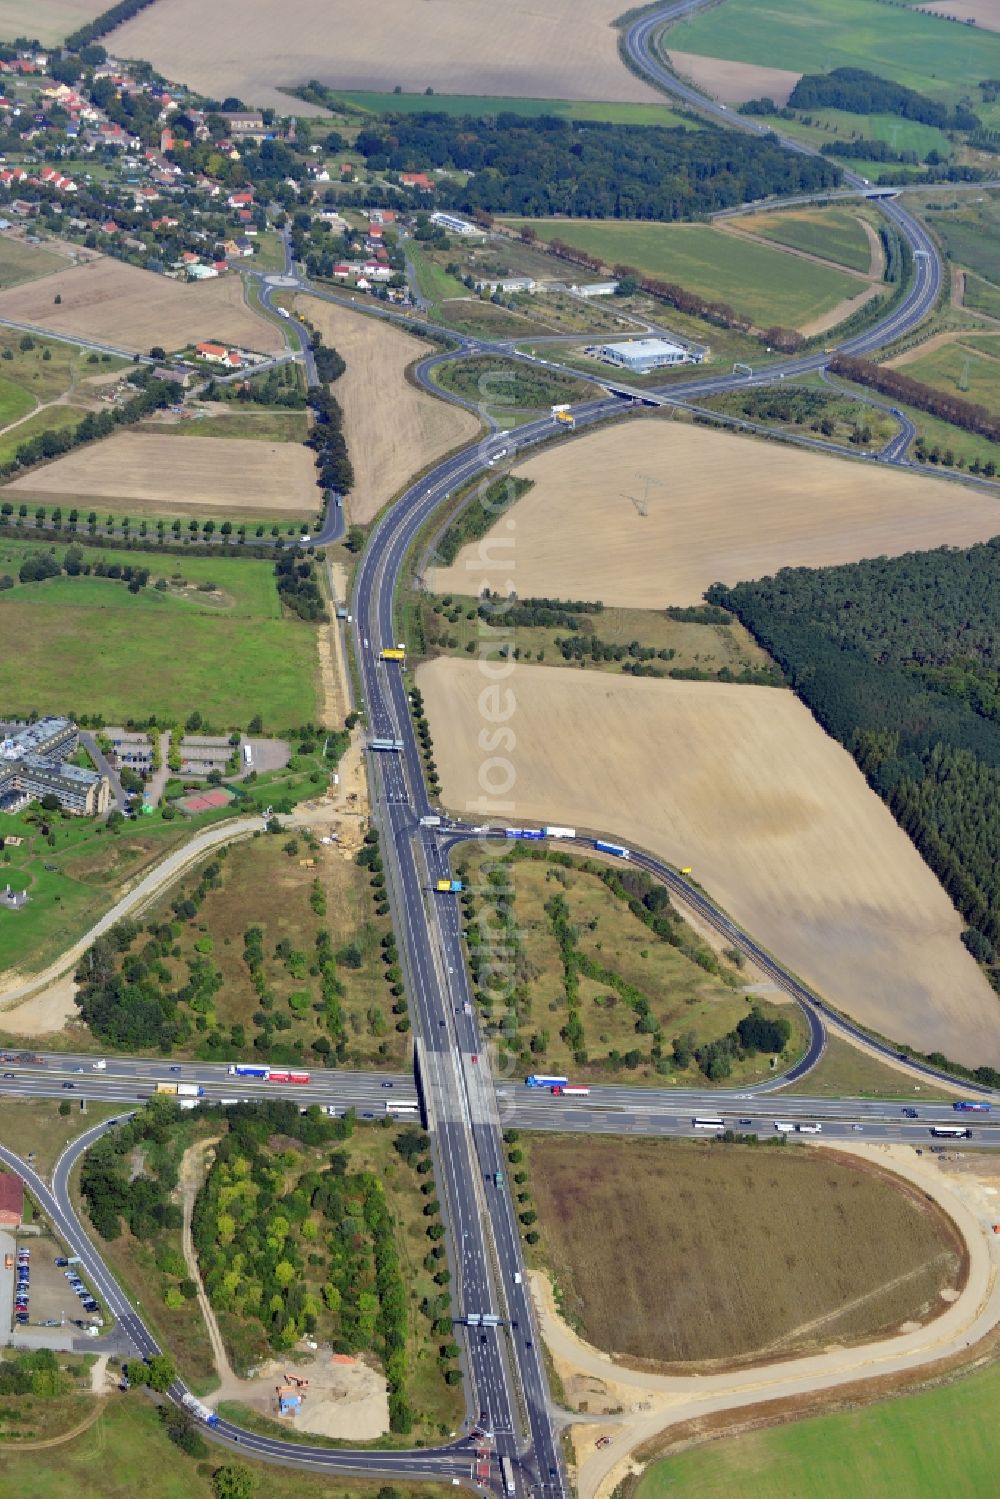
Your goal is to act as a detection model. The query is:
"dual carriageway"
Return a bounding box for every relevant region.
[0,0,989,1490]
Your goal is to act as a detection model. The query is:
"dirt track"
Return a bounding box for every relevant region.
[429,422,1000,608]
[417,658,1000,1065]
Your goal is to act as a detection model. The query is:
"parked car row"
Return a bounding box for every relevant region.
[64,1266,100,1317]
[14,1246,30,1324]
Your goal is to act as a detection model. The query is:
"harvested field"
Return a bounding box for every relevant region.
[7,429,317,518]
[416,659,1000,1064]
[0,0,108,44]
[296,296,479,524]
[107,0,660,112]
[428,423,1000,608]
[665,49,801,105]
[525,1135,965,1363]
[0,233,66,289]
[0,259,284,355]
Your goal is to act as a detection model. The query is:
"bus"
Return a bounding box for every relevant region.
[525,1075,568,1088]
[228,1064,269,1079]
[692,1117,724,1130]
[931,1126,972,1138]
[500,1456,516,1498]
[386,1101,420,1115]
[954,1101,991,1112]
[268,1070,311,1085]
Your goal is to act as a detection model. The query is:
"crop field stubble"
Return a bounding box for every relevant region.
[416,659,1000,1065]
[0,259,285,355]
[295,295,480,524]
[428,423,1000,609]
[106,0,662,113]
[523,1135,965,1364]
[0,0,109,44]
[7,429,319,518]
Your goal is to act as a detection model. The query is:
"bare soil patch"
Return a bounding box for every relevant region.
[429,422,1000,608]
[666,49,801,105]
[416,659,1000,1064]
[296,296,479,524]
[0,259,283,355]
[108,0,661,111]
[525,1135,964,1365]
[7,429,316,517]
[915,0,1000,30]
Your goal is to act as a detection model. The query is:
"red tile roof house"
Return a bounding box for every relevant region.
[196,341,229,363]
[0,1172,23,1228]
[401,172,433,191]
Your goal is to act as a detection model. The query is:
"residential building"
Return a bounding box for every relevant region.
[475,276,535,294]
[0,718,109,816]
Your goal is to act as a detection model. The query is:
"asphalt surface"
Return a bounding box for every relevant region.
[0,3,971,1487]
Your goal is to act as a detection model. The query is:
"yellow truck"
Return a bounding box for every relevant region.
[380,647,406,662]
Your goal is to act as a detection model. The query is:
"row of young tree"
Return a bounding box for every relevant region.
[351,113,841,220]
[830,354,1000,443]
[65,0,159,51]
[707,540,1000,959]
[0,373,174,479]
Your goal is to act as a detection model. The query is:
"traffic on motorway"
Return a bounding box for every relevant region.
[0,1,966,1489]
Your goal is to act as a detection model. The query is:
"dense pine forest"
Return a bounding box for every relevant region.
[708,541,1000,969]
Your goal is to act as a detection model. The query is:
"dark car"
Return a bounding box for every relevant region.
[61,1082,75,1090]
[902,1108,918,1118]
[169,1065,182,1074]
[2,1073,14,1080]
[738,1118,753,1126]
[55,1258,68,1267]
[381,1082,393,1089]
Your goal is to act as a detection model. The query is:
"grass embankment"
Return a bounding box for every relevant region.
[503,219,864,329]
[633,1354,1000,1498]
[455,843,807,1088]
[521,1134,964,1364]
[0,540,320,727]
[668,0,999,99]
[783,1033,951,1101]
[166,407,310,443]
[700,379,898,452]
[0,1097,120,1179]
[430,356,591,421]
[418,593,774,683]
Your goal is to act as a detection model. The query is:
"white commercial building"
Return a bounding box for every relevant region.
[596,336,697,373]
[573,280,619,297]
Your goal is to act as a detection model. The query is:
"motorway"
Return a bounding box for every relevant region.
[0,1,980,1489]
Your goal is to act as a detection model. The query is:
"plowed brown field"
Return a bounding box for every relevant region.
[0,259,284,355]
[429,422,1000,607]
[296,296,479,524]
[416,659,1000,1066]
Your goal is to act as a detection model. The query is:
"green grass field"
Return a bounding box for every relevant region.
[897,339,1000,415]
[771,110,951,161]
[323,89,695,127]
[0,541,318,728]
[735,206,873,272]
[505,219,863,328]
[962,272,1000,319]
[0,403,88,464]
[0,234,66,289]
[633,1356,1000,1498]
[667,0,1000,100]
[166,407,309,442]
[406,241,468,304]
[0,1389,454,1499]
[431,356,592,418]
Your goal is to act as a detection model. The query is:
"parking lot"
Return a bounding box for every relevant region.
[8,1233,103,1333]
